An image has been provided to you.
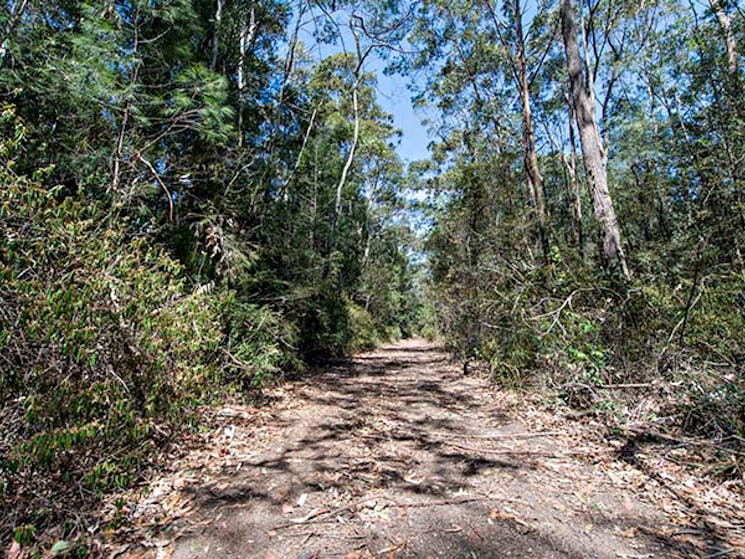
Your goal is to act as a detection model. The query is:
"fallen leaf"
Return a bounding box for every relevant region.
[6,541,21,559]
[51,541,75,556]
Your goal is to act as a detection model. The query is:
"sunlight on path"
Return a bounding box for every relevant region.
[127,340,678,559]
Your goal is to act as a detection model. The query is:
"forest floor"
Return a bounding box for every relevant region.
[114,339,744,559]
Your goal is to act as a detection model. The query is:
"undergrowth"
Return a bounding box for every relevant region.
[434,244,745,450]
[0,106,289,552]
[0,104,412,554]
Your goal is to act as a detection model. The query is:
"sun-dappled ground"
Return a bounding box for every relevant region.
[114,340,743,559]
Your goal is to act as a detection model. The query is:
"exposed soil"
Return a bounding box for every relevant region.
[116,340,743,559]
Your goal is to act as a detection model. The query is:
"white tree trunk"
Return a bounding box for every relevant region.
[512,0,549,264]
[710,0,738,75]
[561,0,628,277]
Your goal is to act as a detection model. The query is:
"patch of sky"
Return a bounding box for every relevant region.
[283,3,432,164]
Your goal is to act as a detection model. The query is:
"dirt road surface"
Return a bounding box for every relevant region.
[120,340,722,558]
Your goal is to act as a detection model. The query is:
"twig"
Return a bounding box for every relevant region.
[702,548,735,559]
[386,497,487,508]
[298,532,313,548]
[446,441,609,459]
[669,239,705,344]
[139,154,174,222]
[431,431,562,440]
[599,383,656,389]
[375,543,405,555]
[273,498,375,529]
[625,426,745,457]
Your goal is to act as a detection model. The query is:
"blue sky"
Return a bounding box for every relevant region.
[293,6,432,165]
[369,59,431,164]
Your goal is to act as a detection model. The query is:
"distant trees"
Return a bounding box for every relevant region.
[1,0,425,546]
[399,0,745,392]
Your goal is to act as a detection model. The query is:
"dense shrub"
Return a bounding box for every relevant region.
[222,298,304,386]
[292,288,353,359]
[0,175,224,515]
[0,105,234,540]
[291,291,388,358]
[347,300,382,353]
[432,235,743,421]
[680,377,745,439]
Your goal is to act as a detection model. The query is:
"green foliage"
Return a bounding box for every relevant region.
[0,167,222,484]
[293,289,353,359]
[0,0,424,548]
[14,525,36,546]
[347,301,382,353]
[3,0,745,549]
[222,298,303,387]
[1,105,232,538]
[412,0,745,449]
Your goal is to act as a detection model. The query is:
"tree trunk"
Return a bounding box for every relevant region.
[564,89,584,258]
[708,0,745,274]
[211,0,223,70]
[513,0,549,265]
[112,102,130,192]
[324,79,359,277]
[325,20,370,278]
[112,24,141,192]
[334,83,359,228]
[237,6,257,147]
[710,0,738,75]
[560,0,628,278]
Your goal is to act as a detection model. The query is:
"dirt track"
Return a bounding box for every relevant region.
[123,339,703,558]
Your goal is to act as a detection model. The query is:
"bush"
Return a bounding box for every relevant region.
[0,105,226,540]
[222,298,304,387]
[347,301,381,353]
[432,233,745,444]
[680,377,745,439]
[287,289,393,359]
[292,288,352,359]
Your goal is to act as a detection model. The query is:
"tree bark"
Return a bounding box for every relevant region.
[324,20,367,278]
[112,20,141,192]
[483,0,550,265]
[512,0,550,265]
[710,0,738,75]
[237,6,257,147]
[564,89,584,258]
[211,0,223,70]
[707,0,745,274]
[560,0,628,278]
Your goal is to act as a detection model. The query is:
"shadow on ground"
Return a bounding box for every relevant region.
[128,340,705,559]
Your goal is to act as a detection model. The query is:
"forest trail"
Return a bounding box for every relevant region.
[124,340,687,559]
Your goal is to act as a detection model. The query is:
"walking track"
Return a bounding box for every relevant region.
[124,339,693,558]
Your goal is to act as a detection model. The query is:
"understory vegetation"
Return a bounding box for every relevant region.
[0,1,423,550]
[418,0,745,454]
[1,0,744,555]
